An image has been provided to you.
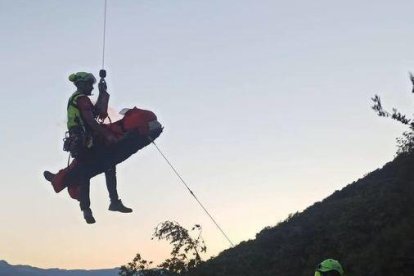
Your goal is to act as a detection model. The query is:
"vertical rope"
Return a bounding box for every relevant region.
[101,0,108,69]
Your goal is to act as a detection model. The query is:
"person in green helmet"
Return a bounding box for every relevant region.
[314,259,344,276]
[44,72,132,224]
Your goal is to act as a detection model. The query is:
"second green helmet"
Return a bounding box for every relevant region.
[315,259,344,276]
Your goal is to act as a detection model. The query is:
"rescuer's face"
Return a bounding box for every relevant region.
[77,81,94,95]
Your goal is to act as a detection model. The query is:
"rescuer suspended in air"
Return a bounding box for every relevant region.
[44,71,163,224]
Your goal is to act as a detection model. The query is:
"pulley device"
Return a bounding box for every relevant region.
[98,69,107,92]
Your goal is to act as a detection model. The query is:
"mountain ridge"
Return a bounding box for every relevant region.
[190,153,414,275]
[0,259,119,276]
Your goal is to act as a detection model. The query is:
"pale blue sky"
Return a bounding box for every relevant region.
[1,0,414,269]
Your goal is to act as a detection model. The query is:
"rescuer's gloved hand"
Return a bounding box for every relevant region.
[98,79,107,93]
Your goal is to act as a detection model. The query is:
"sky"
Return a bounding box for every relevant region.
[1,0,414,270]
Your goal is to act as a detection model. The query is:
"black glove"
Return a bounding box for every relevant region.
[98,79,107,93]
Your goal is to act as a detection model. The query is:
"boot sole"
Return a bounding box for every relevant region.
[108,208,133,213]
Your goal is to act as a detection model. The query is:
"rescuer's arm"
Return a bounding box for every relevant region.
[78,96,117,144]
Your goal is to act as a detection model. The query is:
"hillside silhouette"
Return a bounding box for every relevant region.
[189,153,414,276]
[0,260,118,276]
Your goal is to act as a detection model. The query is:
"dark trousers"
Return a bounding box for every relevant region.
[79,165,119,210]
[69,134,136,211]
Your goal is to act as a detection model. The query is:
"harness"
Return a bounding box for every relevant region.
[63,92,93,157]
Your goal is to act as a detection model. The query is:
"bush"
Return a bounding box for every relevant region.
[371,83,414,155]
[119,221,207,276]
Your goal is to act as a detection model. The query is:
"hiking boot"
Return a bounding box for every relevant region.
[44,170,65,193]
[43,171,55,182]
[82,208,96,224]
[108,199,133,213]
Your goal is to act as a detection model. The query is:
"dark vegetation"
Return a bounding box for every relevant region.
[371,94,414,155]
[119,221,206,276]
[191,153,414,275]
[122,77,414,275]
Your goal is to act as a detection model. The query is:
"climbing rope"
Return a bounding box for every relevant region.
[151,140,234,247]
[101,0,108,69]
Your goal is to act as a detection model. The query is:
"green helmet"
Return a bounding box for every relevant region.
[314,259,344,276]
[68,72,96,84]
